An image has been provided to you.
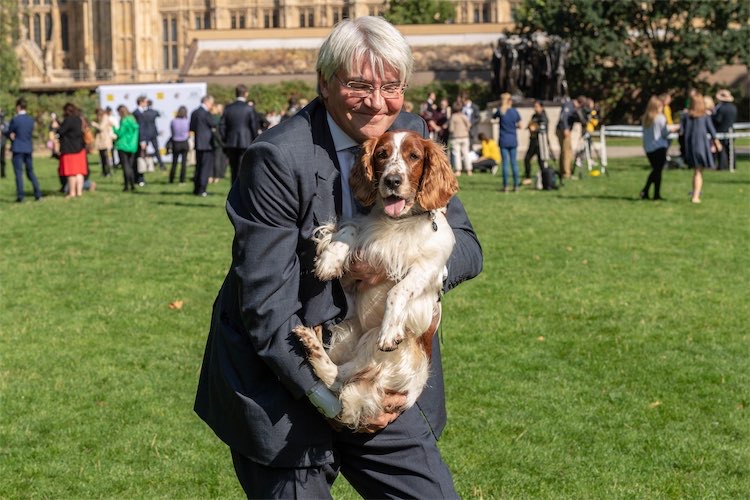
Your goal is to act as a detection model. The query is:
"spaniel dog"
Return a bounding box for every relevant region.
[294,130,459,431]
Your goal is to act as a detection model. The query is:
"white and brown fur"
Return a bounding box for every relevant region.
[294,131,459,431]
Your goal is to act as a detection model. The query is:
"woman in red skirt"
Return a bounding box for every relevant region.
[57,102,88,198]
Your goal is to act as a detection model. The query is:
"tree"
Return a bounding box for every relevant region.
[0,0,21,94]
[384,0,456,25]
[514,0,750,120]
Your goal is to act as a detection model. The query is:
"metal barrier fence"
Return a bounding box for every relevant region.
[599,123,750,172]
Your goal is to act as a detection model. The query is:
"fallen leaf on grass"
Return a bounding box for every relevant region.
[168,300,184,310]
[537,336,545,342]
[648,400,661,409]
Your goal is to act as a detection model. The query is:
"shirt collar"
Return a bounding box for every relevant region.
[326,113,358,153]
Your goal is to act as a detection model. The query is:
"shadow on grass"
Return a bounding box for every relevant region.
[153,201,217,208]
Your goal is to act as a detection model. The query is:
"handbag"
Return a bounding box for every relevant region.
[81,117,95,151]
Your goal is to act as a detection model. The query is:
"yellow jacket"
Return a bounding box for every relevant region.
[481,138,500,162]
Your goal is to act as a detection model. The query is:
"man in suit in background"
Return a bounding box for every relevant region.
[189,95,215,197]
[4,98,43,202]
[143,99,165,171]
[220,84,259,184]
[194,16,483,498]
[712,89,738,171]
[0,107,8,178]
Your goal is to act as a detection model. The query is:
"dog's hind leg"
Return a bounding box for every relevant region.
[293,325,339,389]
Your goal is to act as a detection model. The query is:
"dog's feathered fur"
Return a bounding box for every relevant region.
[294,131,459,430]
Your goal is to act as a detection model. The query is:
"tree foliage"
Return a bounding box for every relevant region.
[0,0,22,94]
[514,0,750,120]
[384,0,456,25]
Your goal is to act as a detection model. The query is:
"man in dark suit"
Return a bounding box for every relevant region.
[189,95,216,196]
[142,99,165,171]
[194,16,483,498]
[220,84,259,184]
[132,96,148,185]
[4,98,42,202]
[712,89,738,171]
[0,107,8,178]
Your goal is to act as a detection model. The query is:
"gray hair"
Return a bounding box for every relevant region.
[316,16,413,90]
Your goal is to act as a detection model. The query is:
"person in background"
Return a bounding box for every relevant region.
[472,132,500,174]
[640,95,677,201]
[220,84,260,184]
[57,102,88,199]
[659,93,674,126]
[210,102,228,183]
[168,106,190,184]
[112,105,140,192]
[194,16,482,498]
[523,100,548,185]
[460,92,481,147]
[91,107,114,177]
[189,95,216,197]
[556,95,585,180]
[448,101,473,176]
[680,93,721,204]
[494,92,522,192]
[0,107,7,179]
[712,89,738,171]
[5,97,43,202]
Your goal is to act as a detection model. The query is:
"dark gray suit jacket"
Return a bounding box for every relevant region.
[219,99,259,149]
[189,105,215,151]
[194,97,483,467]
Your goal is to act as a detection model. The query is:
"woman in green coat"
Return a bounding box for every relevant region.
[112,105,139,191]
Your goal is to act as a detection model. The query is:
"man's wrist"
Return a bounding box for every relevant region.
[306,381,342,419]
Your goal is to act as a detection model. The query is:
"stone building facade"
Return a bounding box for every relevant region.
[16,0,517,89]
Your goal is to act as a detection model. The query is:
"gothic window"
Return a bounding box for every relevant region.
[299,8,314,27]
[23,15,30,39]
[163,15,179,70]
[45,13,52,40]
[263,9,280,28]
[60,13,69,51]
[33,14,41,46]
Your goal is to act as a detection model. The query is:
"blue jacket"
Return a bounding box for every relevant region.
[6,113,35,154]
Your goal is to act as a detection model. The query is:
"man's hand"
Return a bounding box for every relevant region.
[348,257,388,290]
[359,390,408,433]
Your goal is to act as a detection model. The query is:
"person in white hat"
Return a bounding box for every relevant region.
[712,89,737,171]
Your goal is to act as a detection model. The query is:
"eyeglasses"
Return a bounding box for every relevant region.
[334,74,407,99]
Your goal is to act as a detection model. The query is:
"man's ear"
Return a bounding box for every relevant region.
[319,75,330,99]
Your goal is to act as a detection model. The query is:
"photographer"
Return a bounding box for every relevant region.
[555,95,586,180]
[523,100,548,185]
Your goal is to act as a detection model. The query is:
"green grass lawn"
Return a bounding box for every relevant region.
[1,154,748,498]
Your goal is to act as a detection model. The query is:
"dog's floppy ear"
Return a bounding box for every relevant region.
[416,138,459,210]
[349,137,379,208]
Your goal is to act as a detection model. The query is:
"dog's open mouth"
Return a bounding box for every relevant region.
[383,196,406,217]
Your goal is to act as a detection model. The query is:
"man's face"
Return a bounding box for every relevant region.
[320,62,404,144]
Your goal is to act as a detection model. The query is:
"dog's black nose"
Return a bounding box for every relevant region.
[384,174,401,190]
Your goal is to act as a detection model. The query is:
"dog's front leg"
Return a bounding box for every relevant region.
[377,266,437,351]
[315,224,358,281]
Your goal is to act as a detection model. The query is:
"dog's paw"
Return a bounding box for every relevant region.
[377,325,405,352]
[293,325,322,355]
[314,243,349,281]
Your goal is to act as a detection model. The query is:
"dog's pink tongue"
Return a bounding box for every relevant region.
[384,196,405,217]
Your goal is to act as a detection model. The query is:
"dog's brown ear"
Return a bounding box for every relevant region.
[417,139,459,210]
[349,137,379,208]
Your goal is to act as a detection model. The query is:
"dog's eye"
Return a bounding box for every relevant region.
[376,149,389,159]
[409,152,421,161]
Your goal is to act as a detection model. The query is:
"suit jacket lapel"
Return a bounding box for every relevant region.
[308,98,343,215]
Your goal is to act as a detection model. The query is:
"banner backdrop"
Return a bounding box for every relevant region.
[96,82,207,161]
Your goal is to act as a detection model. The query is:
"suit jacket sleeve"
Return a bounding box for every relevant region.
[227,140,318,399]
[403,111,483,293]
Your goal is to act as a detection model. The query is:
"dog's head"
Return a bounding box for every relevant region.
[350,131,458,218]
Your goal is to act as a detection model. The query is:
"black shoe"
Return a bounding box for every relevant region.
[639,191,649,200]
[653,196,666,201]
